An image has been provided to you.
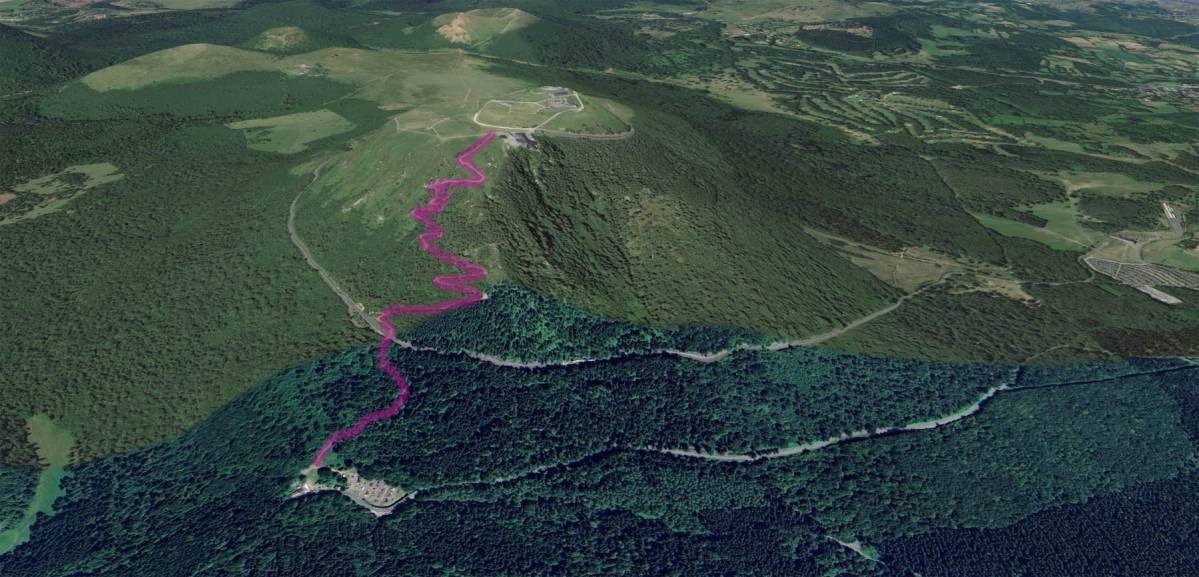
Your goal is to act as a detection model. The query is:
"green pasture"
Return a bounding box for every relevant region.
[228,110,355,154]
[0,415,73,555]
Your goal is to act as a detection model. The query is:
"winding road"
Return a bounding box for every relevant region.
[309,131,497,468]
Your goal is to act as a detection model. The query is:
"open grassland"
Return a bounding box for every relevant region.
[1046,170,1174,197]
[970,197,1135,255]
[1029,202,1109,247]
[295,127,511,326]
[473,87,630,134]
[805,227,1033,302]
[1142,240,1199,272]
[11,163,122,196]
[72,45,541,131]
[973,212,1087,252]
[2,163,124,225]
[81,44,277,91]
[540,94,632,134]
[475,99,555,129]
[0,415,72,556]
[80,44,533,100]
[228,109,355,154]
[284,50,532,324]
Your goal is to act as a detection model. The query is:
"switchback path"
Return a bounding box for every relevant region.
[309,131,497,468]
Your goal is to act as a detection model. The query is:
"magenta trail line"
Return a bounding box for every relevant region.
[309,131,497,468]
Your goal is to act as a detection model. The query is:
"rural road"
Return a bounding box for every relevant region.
[647,382,1012,462]
[288,160,380,332]
[396,361,1198,502]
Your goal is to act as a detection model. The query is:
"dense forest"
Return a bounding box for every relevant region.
[883,469,1199,576]
[479,61,1199,362]
[406,284,763,362]
[882,366,1199,576]
[0,70,379,464]
[331,346,1013,484]
[0,317,1193,575]
[0,465,37,532]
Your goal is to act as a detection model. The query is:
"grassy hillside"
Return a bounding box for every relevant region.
[432,7,538,45]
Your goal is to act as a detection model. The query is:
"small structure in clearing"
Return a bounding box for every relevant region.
[289,466,410,517]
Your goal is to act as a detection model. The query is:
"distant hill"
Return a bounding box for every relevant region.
[0,24,89,93]
[433,7,537,45]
